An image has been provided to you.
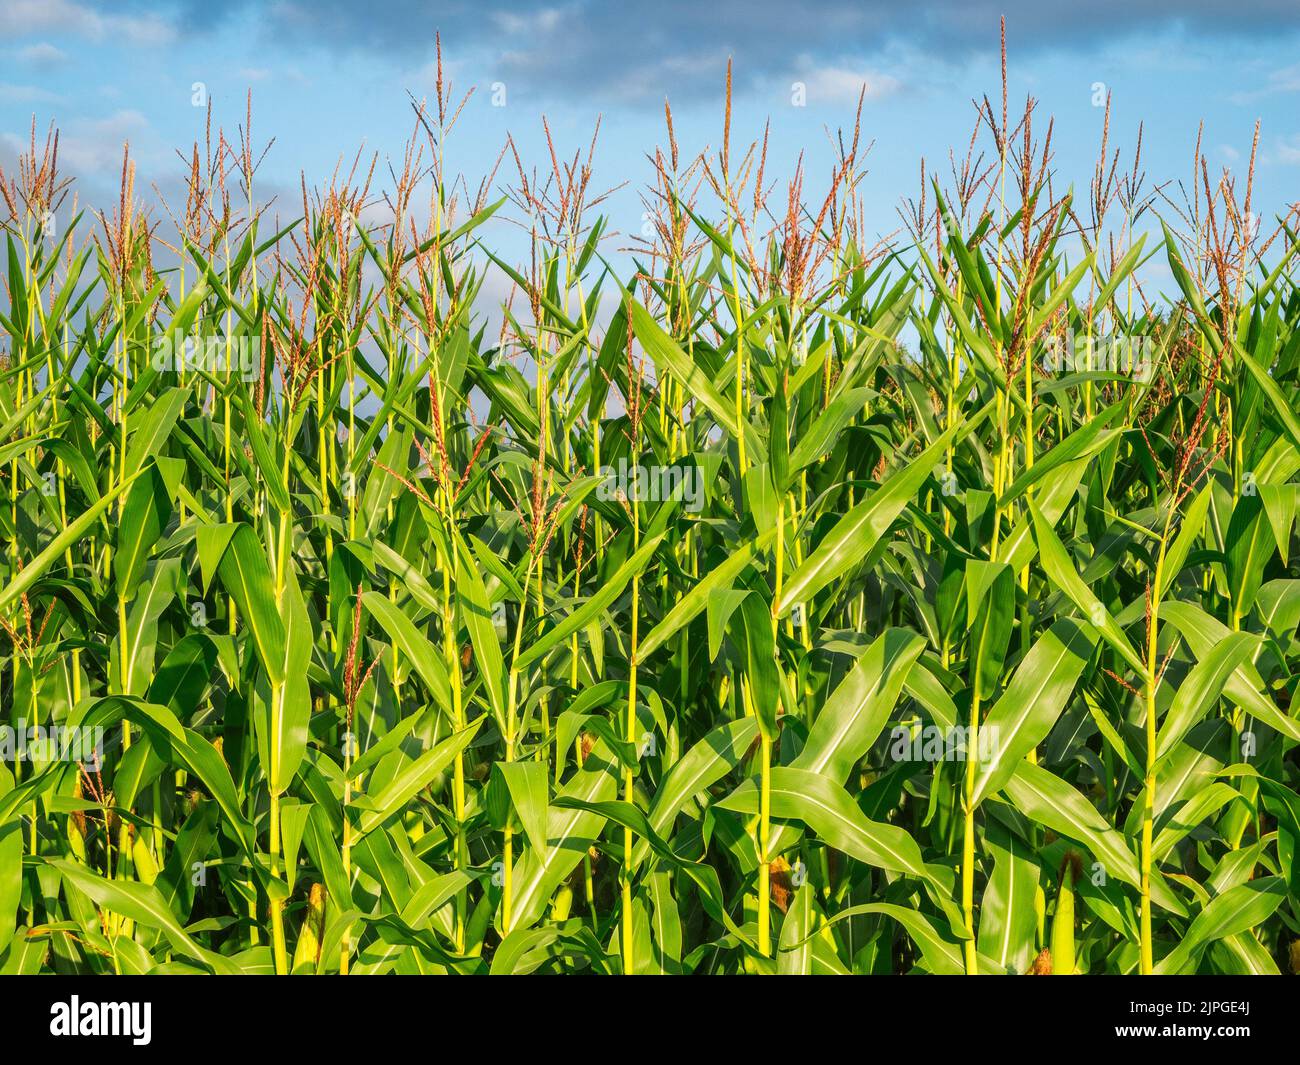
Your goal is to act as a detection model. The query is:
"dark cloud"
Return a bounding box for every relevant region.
[95,1,1300,102]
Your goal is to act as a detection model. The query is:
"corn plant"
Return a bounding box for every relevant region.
[1,54,1299,976]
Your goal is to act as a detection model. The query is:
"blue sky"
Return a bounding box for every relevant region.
[2,1,1299,290]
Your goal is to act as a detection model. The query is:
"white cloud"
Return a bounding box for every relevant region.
[0,110,154,180]
[786,55,902,104]
[493,6,574,36]
[0,83,65,104]
[1230,63,1300,104]
[16,42,68,67]
[0,0,174,47]
[1277,134,1300,165]
[600,50,733,102]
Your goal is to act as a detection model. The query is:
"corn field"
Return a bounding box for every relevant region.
[2,59,1300,978]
